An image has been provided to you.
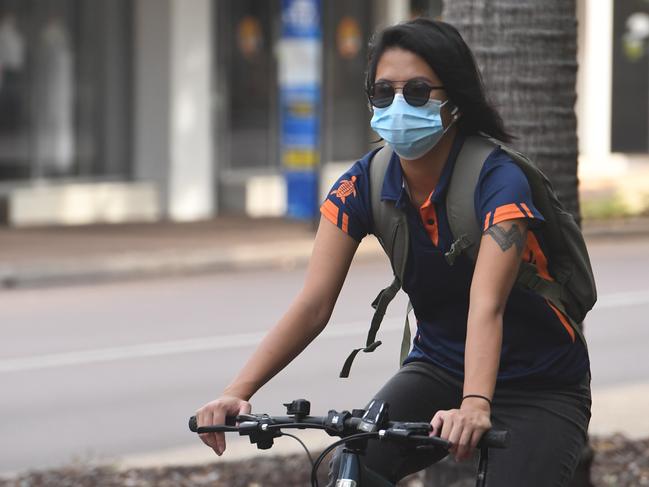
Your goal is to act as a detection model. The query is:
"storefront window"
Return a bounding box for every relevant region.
[611,0,649,153]
[0,0,132,182]
[322,1,372,162]
[216,0,280,171]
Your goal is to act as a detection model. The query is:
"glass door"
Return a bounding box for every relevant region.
[322,0,373,163]
[215,0,280,173]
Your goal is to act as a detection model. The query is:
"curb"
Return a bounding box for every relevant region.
[582,217,649,239]
[0,241,316,289]
[0,238,385,289]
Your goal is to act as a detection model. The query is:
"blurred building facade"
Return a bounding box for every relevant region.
[577,0,649,214]
[0,0,645,226]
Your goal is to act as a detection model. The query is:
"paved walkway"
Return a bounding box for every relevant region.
[1,215,648,289]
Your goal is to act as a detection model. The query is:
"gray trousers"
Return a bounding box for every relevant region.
[328,361,591,486]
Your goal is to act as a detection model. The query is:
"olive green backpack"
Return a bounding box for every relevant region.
[339,135,597,378]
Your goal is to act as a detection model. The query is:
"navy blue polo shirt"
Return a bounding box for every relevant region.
[321,134,590,385]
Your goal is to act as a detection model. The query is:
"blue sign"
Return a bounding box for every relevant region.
[282,0,321,38]
[280,0,321,220]
[281,86,319,150]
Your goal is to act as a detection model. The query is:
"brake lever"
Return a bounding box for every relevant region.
[235,413,258,423]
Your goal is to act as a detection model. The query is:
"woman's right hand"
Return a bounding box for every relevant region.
[195,395,252,456]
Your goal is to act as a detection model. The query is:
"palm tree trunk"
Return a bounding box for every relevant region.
[443,0,581,223]
[421,2,592,486]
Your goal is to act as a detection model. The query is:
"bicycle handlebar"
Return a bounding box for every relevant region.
[188,413,509,450]
[190,400,508,487]
[478,429,509,449]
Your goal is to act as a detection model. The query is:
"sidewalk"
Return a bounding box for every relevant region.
[0,215,648,289]
[0,216,317,288]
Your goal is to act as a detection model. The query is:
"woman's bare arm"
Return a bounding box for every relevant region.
[463,219,527,406]
[433,218,527,461]
[196,216,359,455]
[223,216,359,399]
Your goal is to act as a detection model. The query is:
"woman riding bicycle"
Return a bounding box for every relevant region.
[195,18,591,486]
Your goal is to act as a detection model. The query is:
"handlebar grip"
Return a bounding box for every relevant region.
[478,429,509,449]
[189,415,238,433]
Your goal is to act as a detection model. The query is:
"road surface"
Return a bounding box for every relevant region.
[1,235,648,473]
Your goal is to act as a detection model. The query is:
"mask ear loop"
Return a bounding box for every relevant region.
[449,103,460,121]
[439,101,460,136]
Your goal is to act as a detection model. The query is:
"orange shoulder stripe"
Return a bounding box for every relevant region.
[483,211,492,231]
[320,199,339,226]
[520,202,533,218]
[492,203,528,226]
[342,213,349,234]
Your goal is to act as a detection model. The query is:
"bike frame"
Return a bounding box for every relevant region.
[335,449,393,487]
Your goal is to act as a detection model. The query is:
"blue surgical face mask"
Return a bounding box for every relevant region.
[370,94,454,160]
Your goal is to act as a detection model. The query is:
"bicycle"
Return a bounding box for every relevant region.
[189,398,509,487]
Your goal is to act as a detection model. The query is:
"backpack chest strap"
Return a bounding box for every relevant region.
[517,263,564,303]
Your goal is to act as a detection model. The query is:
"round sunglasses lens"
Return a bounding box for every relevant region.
[403,80,432,107]
[370,83,394,108]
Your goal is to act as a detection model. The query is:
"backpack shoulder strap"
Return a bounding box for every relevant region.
[369,146,409,283]
[339,146,410,378]
[445,135,497,265]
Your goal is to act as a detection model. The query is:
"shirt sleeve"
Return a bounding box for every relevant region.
[320,159,372,242]
[475,150,545,231]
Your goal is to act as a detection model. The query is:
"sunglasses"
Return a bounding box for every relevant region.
[367,79,445,108]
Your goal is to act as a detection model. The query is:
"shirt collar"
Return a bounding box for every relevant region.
[380,132,466,207]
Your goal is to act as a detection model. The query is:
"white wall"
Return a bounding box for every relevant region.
[134,0,214,221]
[168,0,214,221]
[576,0,627,179]
[134,0,172,210]
[373,0,409,26]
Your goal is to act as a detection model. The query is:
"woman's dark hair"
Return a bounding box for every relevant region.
[366,18,513,142]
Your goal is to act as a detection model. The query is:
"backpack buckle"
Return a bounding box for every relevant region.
[444,235,472,266]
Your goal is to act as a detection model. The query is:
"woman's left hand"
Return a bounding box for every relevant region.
[431,397,492,462]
